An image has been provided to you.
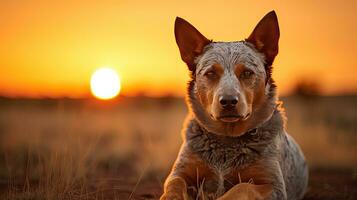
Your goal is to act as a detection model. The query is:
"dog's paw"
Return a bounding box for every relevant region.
[160,192,186,200]
[217,183,272,200]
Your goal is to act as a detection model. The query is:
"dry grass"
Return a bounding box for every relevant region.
[0,95,356,199]
[2,117,104,199]
[282,95,357,168]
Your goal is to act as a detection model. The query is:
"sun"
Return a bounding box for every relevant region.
[90,67,121,100]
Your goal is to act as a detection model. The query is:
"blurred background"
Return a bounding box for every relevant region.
[0,0,356,199]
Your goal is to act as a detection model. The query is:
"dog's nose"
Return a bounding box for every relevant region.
[219,96,238,108]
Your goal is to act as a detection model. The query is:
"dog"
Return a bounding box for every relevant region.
[160,11,308,200]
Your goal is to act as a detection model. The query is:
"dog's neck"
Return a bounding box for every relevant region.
[185,106,284,171]
[187,79,279,136]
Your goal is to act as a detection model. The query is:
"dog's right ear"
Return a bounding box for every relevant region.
[175,17,210,71]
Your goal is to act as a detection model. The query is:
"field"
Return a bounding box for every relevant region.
[0,95,356,199]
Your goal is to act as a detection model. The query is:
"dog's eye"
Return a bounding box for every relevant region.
[240,70,254,79]
[204,71,217,79]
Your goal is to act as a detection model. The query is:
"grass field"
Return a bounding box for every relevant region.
[0,95,356,199]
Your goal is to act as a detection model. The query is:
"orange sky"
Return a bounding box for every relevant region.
[0,0,356,98]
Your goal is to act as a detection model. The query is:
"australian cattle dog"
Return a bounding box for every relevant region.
[161,11,308,200]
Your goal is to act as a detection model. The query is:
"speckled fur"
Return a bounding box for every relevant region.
[167,95,308,199]
[180,106,308,199]
[185,108,282,172]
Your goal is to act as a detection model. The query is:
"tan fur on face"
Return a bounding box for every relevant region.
[196,64,223,116]
[197,62,256,121]
[191,41,274,136]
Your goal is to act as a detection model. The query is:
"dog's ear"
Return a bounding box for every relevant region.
[175,17,210,71]
[246,11,280,67]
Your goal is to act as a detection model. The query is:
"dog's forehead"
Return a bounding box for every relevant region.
[196,41,266,74]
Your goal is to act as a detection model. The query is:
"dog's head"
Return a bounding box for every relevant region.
[175,11,280,136]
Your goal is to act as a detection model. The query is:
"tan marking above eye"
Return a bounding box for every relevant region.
[212,64,224,75]
[234,64,246,77]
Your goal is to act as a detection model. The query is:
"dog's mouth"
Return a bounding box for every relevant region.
[217,113,251,123]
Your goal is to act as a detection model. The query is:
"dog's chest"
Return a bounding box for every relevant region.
[185,127,272,199]
[186,127,263,171]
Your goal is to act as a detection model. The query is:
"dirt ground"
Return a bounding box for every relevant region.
[302,168,357,200]
[83,168,357,200]
[1,167,356,200]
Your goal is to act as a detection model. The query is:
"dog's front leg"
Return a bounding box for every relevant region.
[160,176,188,200]
[217,183,272,200]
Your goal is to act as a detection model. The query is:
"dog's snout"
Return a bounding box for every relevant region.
[219,95,238,108]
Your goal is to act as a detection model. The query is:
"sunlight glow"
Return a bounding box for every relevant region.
[1,1,356,97]
[90,68,121,100]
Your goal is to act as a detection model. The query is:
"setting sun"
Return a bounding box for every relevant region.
[90,68,121,100]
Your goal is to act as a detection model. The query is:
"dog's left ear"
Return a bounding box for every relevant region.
[246,11,280,68]
[175,17,211,72]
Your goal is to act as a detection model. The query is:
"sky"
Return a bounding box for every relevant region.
[0,0,356,98]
